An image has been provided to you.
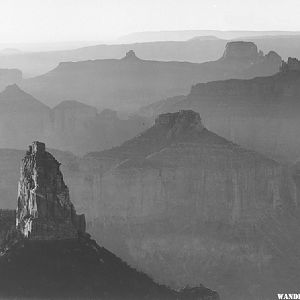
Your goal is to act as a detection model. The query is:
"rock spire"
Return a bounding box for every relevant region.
[16,141,85,240]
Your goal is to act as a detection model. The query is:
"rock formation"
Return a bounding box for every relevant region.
[81,110,299,300]
[280,57,300,72]
[0,125,298,299]
[0,85,150,154]
[139,58,300,160]
[86,110,289,223]
[0,140,219,300]
[122,50,141,61]
[16,141,85,240]
[222,41,260,60]
[20,42,281,111]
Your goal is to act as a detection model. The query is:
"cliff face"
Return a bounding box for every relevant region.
[79,111,299,299]
[140,60,300,160]
[86,111,290,223]
[222,41,260,60]
[0,129,298,299]
[16,141,85,240]
[0,140,219,300]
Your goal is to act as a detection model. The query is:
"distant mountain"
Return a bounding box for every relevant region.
[114,30,300,43]
[1,34,300,77]
[0,39,228,76]
[0,85,150,154]
[243,35,300,62]
[20,42,282,111]
[139,57,300,160]
[0,68,22,90]
[49,101,150,154]
[0,84,50,148]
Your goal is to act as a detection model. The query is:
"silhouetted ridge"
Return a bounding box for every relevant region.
[21,42,282,110]
[53,100,97,113]
[0,84,50,115]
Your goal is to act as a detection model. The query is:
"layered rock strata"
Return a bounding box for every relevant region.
[16,141,85,240]
[21,43,282,111]
[140,58,300,160]
[81,111,298,299]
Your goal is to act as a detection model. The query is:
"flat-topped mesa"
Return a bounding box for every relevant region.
[222,41,260,60]
[16,141,85,240]
[280,57,300,72]
[155,110,205,132]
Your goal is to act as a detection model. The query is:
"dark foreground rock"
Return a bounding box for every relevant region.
[0,141,219,300]
[0,234,218,300]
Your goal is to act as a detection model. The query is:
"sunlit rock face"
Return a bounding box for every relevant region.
[16,141,85,240]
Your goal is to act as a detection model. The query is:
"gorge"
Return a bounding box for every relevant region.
[0,141,219,300]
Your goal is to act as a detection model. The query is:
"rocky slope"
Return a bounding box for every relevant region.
[0,84,149,154]
[82,111,299,300]
[0,236,219,300]
[140,58,300,160]
[0,141,219,300]
[20,42,281,111]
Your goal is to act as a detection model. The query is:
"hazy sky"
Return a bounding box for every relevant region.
[0,0,300,43]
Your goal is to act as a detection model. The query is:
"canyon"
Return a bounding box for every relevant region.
[1,34,300,77]
[0,112,299,299]
[20,42,281,111]
[140,57,300,161]
[82,111,300,299]
[0,84,149,154]
[0,141,219,300]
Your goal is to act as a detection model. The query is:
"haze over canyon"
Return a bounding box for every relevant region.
[0,19,300,300]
